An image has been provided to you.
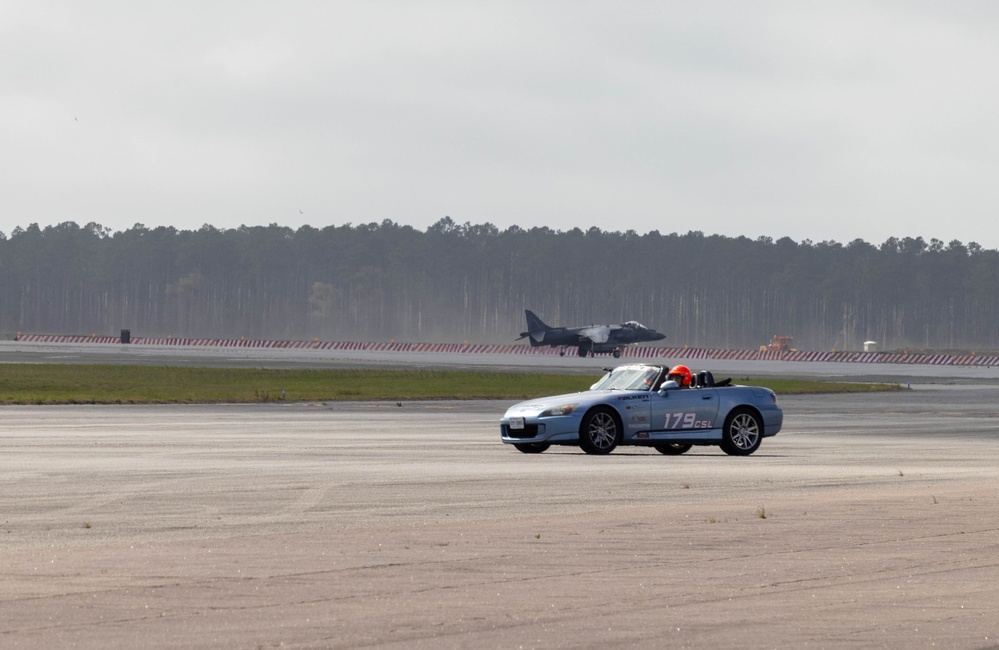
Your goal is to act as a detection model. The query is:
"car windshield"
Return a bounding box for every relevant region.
[590,365,663,391]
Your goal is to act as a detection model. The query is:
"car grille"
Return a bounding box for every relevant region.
[505,423,541,439]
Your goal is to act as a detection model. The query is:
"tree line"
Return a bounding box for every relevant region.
[2,218,997,352]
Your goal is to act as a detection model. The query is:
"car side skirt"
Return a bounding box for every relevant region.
[626,429,723,444]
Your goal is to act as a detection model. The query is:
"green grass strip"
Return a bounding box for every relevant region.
[0,364,904,405]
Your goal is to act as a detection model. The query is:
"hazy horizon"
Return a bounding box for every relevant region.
[4,2,999,247]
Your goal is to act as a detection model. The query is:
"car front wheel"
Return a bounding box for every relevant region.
[721,408,763,456]
[579,407,620,454]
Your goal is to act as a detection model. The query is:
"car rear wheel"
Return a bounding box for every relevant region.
[721,408,762,456]
[654,443,692,455]
[579,407,620,454]
[513,443,550,454]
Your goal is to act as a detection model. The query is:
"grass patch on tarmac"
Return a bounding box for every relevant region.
[0,364,904,405]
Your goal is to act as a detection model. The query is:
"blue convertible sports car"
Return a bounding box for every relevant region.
[500,364,782,455]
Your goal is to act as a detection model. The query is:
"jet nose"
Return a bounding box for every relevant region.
[652,331,666,341]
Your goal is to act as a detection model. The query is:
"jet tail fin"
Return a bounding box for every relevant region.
[517,309,551,346]
[524,310,550,332]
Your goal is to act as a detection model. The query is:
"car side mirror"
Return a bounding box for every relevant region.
[658,380,679,395]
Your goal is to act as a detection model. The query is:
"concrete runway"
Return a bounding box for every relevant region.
[3,381,999,648]
[3,341,999,647]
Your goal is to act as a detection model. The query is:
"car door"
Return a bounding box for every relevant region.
[650,387,721,434]
[614,392,654,437]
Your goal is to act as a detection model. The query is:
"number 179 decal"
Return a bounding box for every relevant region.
[664,412,713,429]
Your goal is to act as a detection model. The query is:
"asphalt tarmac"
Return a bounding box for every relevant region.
[2,343,999,647]
[4,339,999,383]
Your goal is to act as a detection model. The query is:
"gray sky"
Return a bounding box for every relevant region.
[3,1,998,247]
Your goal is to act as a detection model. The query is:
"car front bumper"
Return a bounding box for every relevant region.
[500,415,581,445]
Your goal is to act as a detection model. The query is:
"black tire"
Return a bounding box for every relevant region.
[654,443,692,455]
[577,346,588,358]
[721,408,763,456]
[612,349,621,358]
[579,407,620,455]
[513,443,550,454]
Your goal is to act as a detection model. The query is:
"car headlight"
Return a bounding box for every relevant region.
[540,403,579,417]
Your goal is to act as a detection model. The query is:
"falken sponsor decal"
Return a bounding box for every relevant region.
[664,412,713,429]
[617,394,650,401]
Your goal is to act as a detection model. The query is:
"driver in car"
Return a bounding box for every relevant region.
[666,364,693,388]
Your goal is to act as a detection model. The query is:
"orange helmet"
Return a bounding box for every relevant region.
[668,364,693,387]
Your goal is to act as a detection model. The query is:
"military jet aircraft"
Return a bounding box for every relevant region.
[517,310,666,358]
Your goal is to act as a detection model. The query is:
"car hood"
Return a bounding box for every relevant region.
[504,390,647,415]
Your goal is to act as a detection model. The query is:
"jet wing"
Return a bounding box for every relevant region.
[578,325,612,344]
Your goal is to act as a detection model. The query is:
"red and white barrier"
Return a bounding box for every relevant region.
[13,334,999,367]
